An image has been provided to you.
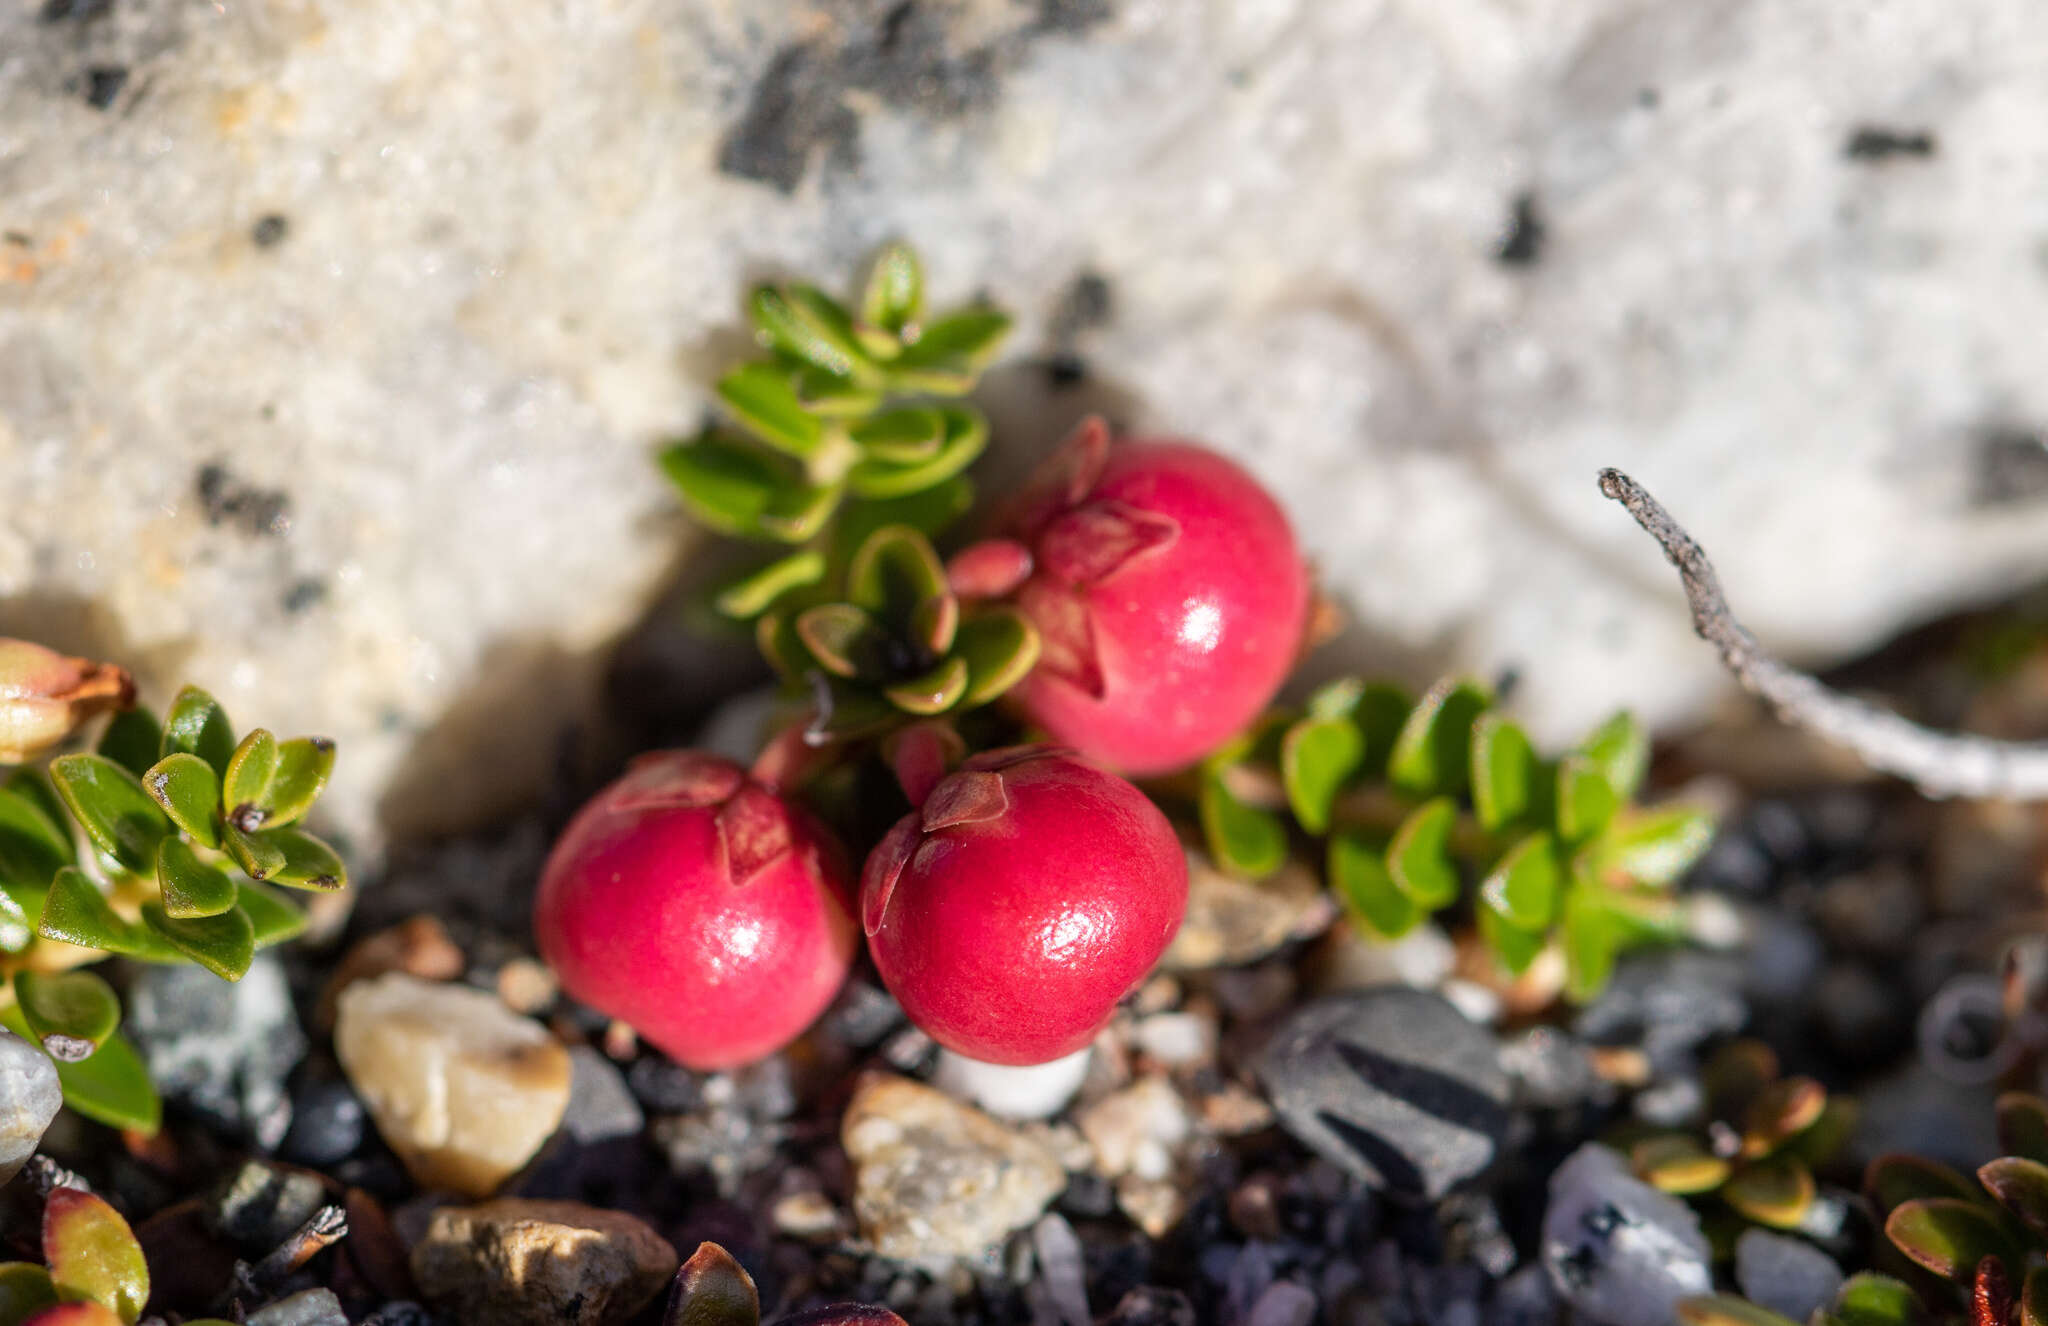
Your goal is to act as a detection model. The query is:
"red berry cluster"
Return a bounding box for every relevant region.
[535,423,1309,1068]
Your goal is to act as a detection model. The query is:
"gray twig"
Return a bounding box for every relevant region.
[1597,467,2048,800]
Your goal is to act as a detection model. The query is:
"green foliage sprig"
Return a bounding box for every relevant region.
[1620,1040,1856,1241]
[0,686,344,1133]
[1197,675,1716,998]
[660,243,1012,626]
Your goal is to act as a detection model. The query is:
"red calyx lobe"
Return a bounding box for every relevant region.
[862,745,1188,1065]
[534,750,857,1071]
[1003,419,1310,777]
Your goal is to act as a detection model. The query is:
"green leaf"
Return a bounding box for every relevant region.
[140,902,254,981]
[845,406,988,499]
[956,610,1041,707]
[13,970,119,1063]
[0,885,44,954]
[1386,678,1490,797]
[93,709,160,782]
[48,756,167,877]
[1328,828,1418,940]
[253,826,347,891]
[716,362,826,459]
[220,823,285,882]
[897,307,1011,374]
[2000,1093,2048,1167]
[1675,1296,1800,1326]
[36,867,142,956]
[850,406,944,462]
[1631,1133,1732,1194]
[256,738,334,829]
[221,729,277,822]
[758,477,843,543]
[795,367,885,417]
[139,753,220,849]
[1386,797,1459,909]
[1,1002,158,1134]
[1354,682,1413,778]
[1479,832,1562,931]
[0,784,74,890]
[1475,903,1547,976]
[1586,804,1715,888]
[1305,677,1365,721]
[714,549,828,620]
[42,1186,148,1323]
[748,284,874,380]
[832,477,974,557]
[1580,710,1650,802]
[5,770,72,851]
[755,613,809,686]
[658,434,789,539]
[1980,1156,2048,1242]
[794,604,886,679]
[1829,1274,1926,1326]
[805,683,901,742]
[1562,887,1624,1002]
[160,687,236,781]
[862,242,924,332]
[1199,769,1288,879]
[847,526,947,628]
[1281,716,1364,835]
[1723,1155,1816,1229]
[1884,1197,2021,1282]
[1470,714,1538,832]
[1555,755,1619,844]
[236,882,307,948]
[154,838,236,919]
[0,1263,57,1325]
[1865,1153,1982,1213]
[882,657,970,716]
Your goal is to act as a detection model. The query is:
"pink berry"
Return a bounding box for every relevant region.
[1001,419,1310,776]
[534,750,857,1071]
[861,745,1187,1065]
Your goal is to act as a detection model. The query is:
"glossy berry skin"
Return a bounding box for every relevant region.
[862,746,1187,1065]
[534,750,857,1071]
[1004,420,1309,776]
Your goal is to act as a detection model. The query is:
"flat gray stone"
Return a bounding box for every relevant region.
[1256,988,1509,1200]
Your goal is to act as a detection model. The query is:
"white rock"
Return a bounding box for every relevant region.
[1077,1076,1191,1182]
[246,1290,348,1326]
[10,2,2045,859]
[334,973,570,1198]
[932,1046,1092,1121]
[0,1028,60,1184]
[1735,1229,1844,1323]
[1245,1282,1317,1326]
[1030,1214,1090,1326]
[1541,1143,1712,1326]
[1131,1011,1216,1067]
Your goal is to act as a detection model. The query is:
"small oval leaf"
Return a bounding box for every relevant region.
[155,838,237,919]
[1586,804,1716,888]
[93,709,161,782]
[1580,710,1650,802]
[139,754,220,849]
[717,362,825,460]
[882,657,970,716]
[847,526,947,628]
[236,883,308,949]
[159,687,235,781]
[1329,828,1419,941]
[1387,797,1460,909]
[1722,1155,1817,1228]
[220,823,285,882]
[1556,755,1619,844]
[1479,832,1562,931]
[1631,1134,1731,1194]
[956,611,1040,707]
[844,406,987,499]
[43,1187,148,1324]
[48,756,167,877]
[249,828,347,892]
[1830,1273,1926,1326]
[1281,716,1364,836]
[14,970,119,1063]
[1980,1156,2048,1242]
[0,784,75,890]
[1470,714,1537,832]
[658,434,788,540]
[861,243,924,333]
[1475,903,1548,976]
[1884,1197,2018,1282]
[896,307,1011,374]
[1675,1295,1800,1326]
[221,730,278,827]
[1199,769,1288,879]
[713,550,828,620]
[252,738,334,829]
[1386,678,1490,797]
[140,903,254,981]
[0,1263,58,1324]
[1866,1154,1982,1214]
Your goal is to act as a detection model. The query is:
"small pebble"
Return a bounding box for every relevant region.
[1734,1228,1844,1322]
[411,1198,678,1326]
[1571,952,1747,1070]
[562,1046,644,1145]
[1078,1077,1190,1182]
[933,1046,1093,1121]
[1540,1143,1711,1326]
[335,972,571,1198]
[1032,1214,1090,1326]
[1164,851,1333,971]
[625,1056,699,1114]
[842,1074,1066,1261]
[1104,1287,1195,1326]
[496,958,559,1014]
[280,1074,368,1168]
[1490,1263,1561,1326]
[773,1189,847,1241]
[126,954,307,1149]
[211,1159,330,1254]
[0,1027,61,1184]
[1244,1281,1316,1326]
[1132,1012,1215,1066]
[1257,989,1510,1200]
[247,1289,349,1326]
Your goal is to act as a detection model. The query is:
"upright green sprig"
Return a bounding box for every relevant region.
[1197,675,1715,999]
[659,243,1012,625]
[0,686,343,1132]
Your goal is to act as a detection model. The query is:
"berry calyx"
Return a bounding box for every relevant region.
[860,745,1187,1065]
[534,750,857,1070]
[1000,418,1310,777]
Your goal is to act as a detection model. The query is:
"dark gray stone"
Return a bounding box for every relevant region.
[210,1159,331,1255]
[280,1074,367,1167]
[1571,951,1747,1070]
[1734,1229,1843,1322]
[1256,988,1510,1201]
[124,953,307,1150]
[563,1046,644,1144]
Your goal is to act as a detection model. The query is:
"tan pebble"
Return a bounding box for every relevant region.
[411,1198,677,1326]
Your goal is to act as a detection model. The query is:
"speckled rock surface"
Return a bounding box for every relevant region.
[5,1,2048,853]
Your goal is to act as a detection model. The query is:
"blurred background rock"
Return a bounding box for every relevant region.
[4,0,2047,854]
